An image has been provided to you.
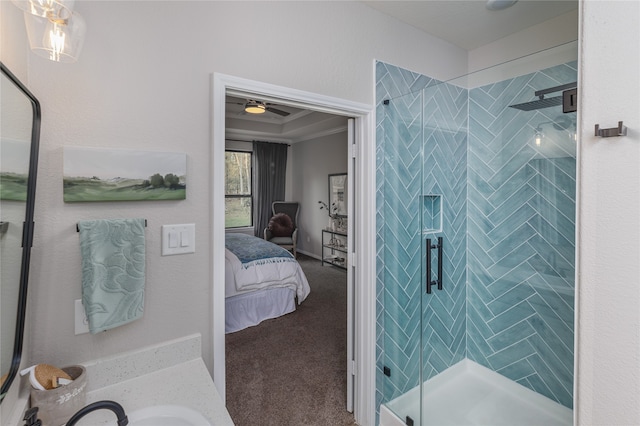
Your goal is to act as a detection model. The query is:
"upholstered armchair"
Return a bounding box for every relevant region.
[264,201,299,258]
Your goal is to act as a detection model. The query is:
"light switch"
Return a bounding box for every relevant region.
[168,231,179,248]
[162,224,195,255]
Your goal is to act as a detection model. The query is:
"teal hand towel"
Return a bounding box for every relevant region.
[78,218,146,334]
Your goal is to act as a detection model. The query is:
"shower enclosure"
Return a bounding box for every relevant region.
[376,43,577,426]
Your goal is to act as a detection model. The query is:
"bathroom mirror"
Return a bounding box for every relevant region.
[328,173,347,217]
[0,62,40,401]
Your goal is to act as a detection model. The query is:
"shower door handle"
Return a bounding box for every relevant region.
[426,237,443,294]
[437,237,443,291]
[426,238,432,294]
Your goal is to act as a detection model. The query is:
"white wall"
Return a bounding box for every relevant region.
[291,131,349,257]
[0,0,467,395]
[576,1,640,425]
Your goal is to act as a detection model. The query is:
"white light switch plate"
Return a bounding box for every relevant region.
[162,224,196,255]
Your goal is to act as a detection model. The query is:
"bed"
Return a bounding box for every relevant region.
[225,233,310,333]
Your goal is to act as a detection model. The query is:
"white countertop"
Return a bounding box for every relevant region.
[40,334,234,426]
[74,357,233,425]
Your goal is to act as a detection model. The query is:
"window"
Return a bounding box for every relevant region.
[225,151,252,228]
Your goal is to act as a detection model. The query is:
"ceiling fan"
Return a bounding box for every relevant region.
[227,98,291,117]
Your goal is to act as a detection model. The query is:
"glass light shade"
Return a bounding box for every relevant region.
[534,128,543,146]
[23,10,86,63]
[245,103,266,114]
[12,0,74,20]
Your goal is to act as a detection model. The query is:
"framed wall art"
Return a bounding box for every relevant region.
[328,173,347,217]
[63,146,186,202]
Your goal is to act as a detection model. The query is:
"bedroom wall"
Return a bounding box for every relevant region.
[291,131,349,258]
[0,0,468,386]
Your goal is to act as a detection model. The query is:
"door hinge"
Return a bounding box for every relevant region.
[348,252,356,268]
[351,143,358,159]
[347,359,356,376]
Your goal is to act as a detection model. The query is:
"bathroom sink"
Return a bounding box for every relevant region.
[127,405,212,426]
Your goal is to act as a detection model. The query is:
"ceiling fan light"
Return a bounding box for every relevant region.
[245,102,266,114]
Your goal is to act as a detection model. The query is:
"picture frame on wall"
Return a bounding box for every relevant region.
[329,173,347,217]
[63,146,186,202]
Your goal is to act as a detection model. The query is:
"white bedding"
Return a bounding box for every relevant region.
[225,287,296,333]
[224,234,311,333]
[225,248,310,303]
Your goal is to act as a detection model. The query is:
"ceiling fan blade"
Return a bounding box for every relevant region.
[265,106,290,116]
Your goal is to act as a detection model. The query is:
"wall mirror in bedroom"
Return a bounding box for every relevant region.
[0,62,40,401]
[328,173,347,218]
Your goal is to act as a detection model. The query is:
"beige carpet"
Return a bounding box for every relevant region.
[225,254,357,426]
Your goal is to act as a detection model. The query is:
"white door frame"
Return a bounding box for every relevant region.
[346,118,356,413]
[211,73,377,426]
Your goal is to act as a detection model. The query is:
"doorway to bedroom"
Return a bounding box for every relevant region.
[212,73,375,425]
[223,93,352,424]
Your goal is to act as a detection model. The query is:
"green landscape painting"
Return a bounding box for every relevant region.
[1,139,30,201]
[0,172,28,201]
[63,147,186,202]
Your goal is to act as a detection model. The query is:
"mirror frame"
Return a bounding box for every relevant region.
[328,173,347,218]
[0,62,40,401]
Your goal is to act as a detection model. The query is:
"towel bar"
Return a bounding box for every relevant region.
[76,219,147,232]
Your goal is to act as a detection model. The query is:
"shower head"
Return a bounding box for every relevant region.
[509,81,577,112]
[509,96,563,111]
[552,115,574,130]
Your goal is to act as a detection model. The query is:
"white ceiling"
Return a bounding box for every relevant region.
[225,0,578,143]
[362,0,578,51]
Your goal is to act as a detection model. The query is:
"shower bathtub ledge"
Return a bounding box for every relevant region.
[380,359,572,426]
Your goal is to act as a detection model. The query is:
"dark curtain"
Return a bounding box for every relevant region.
[253,141,288,238]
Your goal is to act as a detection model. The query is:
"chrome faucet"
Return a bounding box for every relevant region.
[66,400,128,426]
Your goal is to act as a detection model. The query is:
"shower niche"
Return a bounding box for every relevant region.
[421,195,442,234]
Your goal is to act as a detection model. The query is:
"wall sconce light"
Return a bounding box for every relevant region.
[13,0,86,63]
[244,101,266,114]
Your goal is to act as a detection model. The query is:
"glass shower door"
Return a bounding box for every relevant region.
[420,80,469,424]
[380,89,425,424]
